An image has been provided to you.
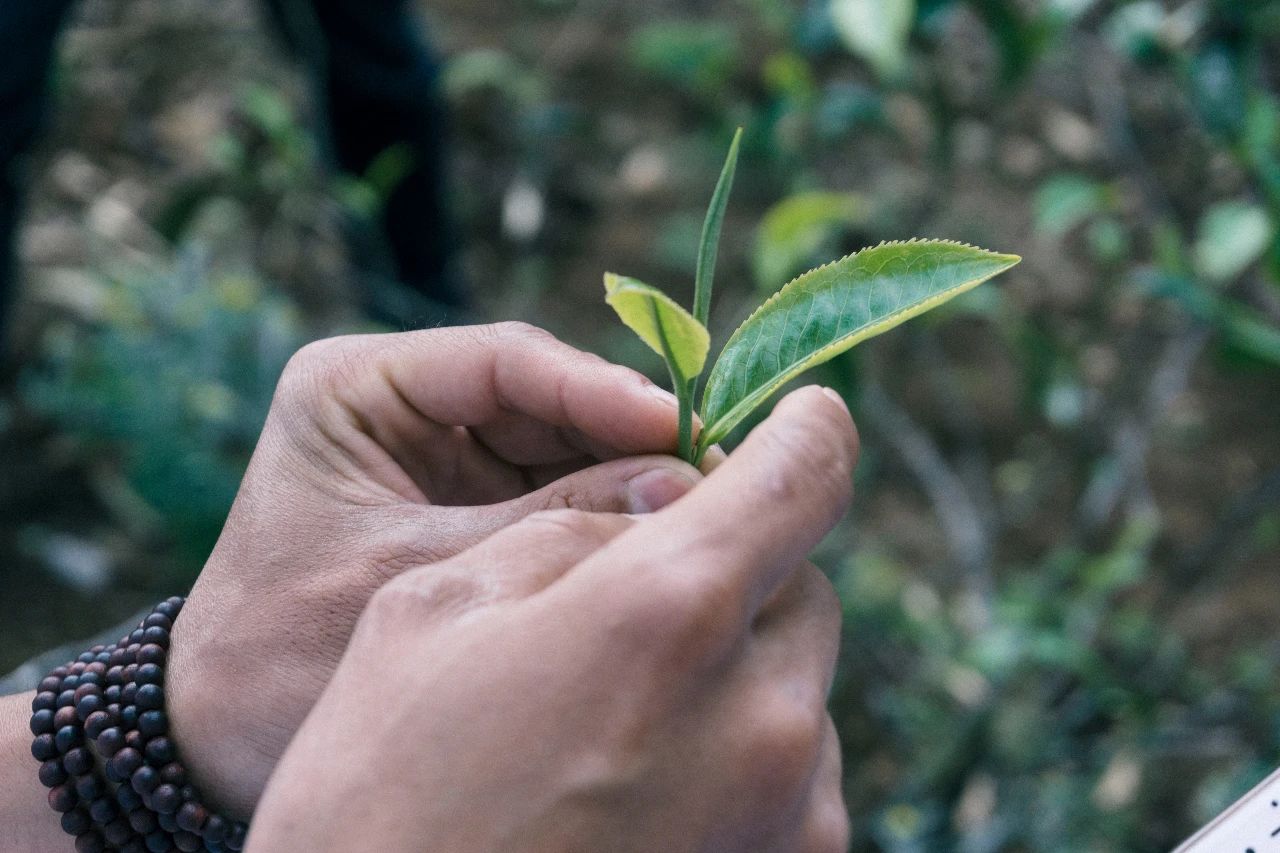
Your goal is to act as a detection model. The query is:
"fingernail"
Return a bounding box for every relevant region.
[821,386,849,414]
[626,468,697,514]
[644,383,679,408]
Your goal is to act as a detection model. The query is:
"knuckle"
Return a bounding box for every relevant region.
[807,805,851,853]
[621,569,741,662]
[747,693,825,794]
[278,335,363,399]
[366,567,481,629]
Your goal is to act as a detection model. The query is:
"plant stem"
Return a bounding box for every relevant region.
[676,377,695,464]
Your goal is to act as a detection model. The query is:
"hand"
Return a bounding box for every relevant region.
[166,323,704,817]
[248,385,857,853]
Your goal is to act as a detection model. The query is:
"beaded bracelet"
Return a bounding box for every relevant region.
[29,597,249,852]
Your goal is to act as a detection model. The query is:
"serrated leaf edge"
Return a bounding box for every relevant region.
[695,239,1021,451]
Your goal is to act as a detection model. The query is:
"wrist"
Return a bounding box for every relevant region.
[0,691,72,852]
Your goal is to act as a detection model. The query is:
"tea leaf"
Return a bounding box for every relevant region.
[694,128,742,326]
[697,240,1021,454]
[754,191,866,291]
[604,273,710,381]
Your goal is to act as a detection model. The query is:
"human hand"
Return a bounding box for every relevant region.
[248,385,857,853]
[166,323,704,818]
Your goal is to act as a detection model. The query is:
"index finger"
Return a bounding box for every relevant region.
[576,385,858,633]
[328,322,682,465]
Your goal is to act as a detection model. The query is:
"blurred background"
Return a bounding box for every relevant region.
[2,0,1279,848]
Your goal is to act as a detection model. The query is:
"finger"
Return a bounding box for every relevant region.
[793,718,849,853]
[583,385,858,631]
[751,562,843,711]
[394,455,701,563]
[322,324,683,469]
[428,509,637,600]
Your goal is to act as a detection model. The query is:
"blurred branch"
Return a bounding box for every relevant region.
[860,382,995,615]
[1177,465,1280,582]
[1077,324,1210,535]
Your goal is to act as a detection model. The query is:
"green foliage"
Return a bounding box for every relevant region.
[603,274,710,381]
[831,0,916,81]
[1193,201,1275,284]
[699,241,1020,454]
[754,191,867,291]
[20,257,305,569]
[606,134,1020,464]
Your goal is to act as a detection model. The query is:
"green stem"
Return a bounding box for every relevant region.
[676,378,694,464]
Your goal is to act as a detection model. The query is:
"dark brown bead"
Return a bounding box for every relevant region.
[54,706,79,730]
[86,660,107,675]
[74,774,104,800]
[144,613,173,632]
[136,684,164,710]
[144,829,174,851]
[179,785,197,802]
[73,684,101,703]
[151,783,181,814]
[62,746,93,775]
[69,661,87,675]
[120,841,147,853]
[138,710,168,738]
[39,759,68,787]
[157,811,180,833]
[61,675,81,692]
[128,806,158,833]
[128,629,145,645]
[142,626,169,647]
[108,650,127,669]
[125,729,144,750]
[40,675,62,693]
[120,705,139,730]
[175,802,207,832]
[74,830,105,853]
[121,683,138,706]
[84,710,113,740]
[103,816,134,846]
[174,831,202,852]
[202,814,227,842]
[30,709,55,735]
[125,642,141,657]
[76,694,104,721]
[32,691,57,713]
[48,784,78,812]
[136,664,163,685]
[104,685,122,703]
[144,737,174,765]
[55,725,83,753]
[111,747,144,778]
[96,727,124,757]
[88,796,117,824]
[32,734,58,761]
[61,808,92,836]
[56,689,75,708]
[115,785,143,811]
[226,823,247,850]
[159,763,186,786]
[137,645,166,667]
[131,765,160,794]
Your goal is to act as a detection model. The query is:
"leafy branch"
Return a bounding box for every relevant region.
[605,130,1022,465]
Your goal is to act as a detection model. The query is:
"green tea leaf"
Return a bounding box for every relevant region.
[604,273,710,381]
[693,128,742,327]
[697,240,1021,453]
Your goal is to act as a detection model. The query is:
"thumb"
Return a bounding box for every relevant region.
[500,454,702,519]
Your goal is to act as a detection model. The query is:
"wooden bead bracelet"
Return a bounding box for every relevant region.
[29,597,249,852]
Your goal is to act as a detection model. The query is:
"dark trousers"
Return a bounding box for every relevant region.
[0,0,462,337]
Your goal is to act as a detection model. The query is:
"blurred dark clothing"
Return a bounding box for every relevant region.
[0,0,463,339]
